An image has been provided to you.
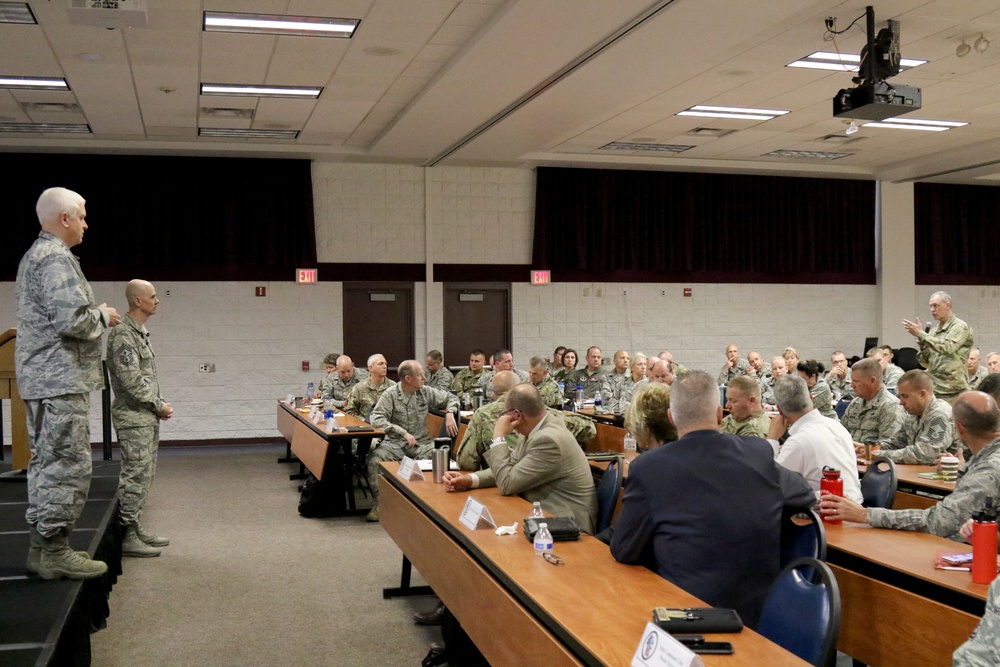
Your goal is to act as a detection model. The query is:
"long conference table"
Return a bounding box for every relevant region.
[378,460,809,667]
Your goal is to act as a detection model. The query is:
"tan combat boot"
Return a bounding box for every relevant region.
[122,524,161,558]
[26,524,91,576]
[134,522,170,547]
[37,528,108,580]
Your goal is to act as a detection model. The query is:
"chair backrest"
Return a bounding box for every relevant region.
[834,398,851,419]
[861,456,897,509]
[437,408,461,447]
[893,347,920,372]
[757,557,841,667]
[780,508,827,569]
[594,457,623,535]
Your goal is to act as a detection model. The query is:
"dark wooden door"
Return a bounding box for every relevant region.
[343,282,414,377]
[443,283,511,367]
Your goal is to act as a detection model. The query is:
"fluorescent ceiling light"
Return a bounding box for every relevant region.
[677,105,789,121]
[0,76,69,90]
[787,51,927,72]
[199,128,299,139]
[0,123,90,133]
[861,117,967,132]
[203,11,358,38]
[0,2,36,24]
[200,83,322,98]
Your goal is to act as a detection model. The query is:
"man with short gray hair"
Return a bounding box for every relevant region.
[841,357,903,449]
[967,348,988,390]
[528,356,563,408]
[344,354,395,420]
[766,376,863,503]
[720,376,770,438]
[903,291,974,402]
[610,370,814,629]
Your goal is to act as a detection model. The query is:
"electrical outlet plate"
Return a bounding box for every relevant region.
[199,363,216,373]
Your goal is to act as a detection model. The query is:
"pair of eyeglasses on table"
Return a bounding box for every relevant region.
[542,552,563,565]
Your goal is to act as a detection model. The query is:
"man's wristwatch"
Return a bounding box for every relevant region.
[490,436,507,448]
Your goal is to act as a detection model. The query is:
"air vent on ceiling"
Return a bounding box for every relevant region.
[685,127,735,138]
[66,0,147,28]
[22,102,82,113]
[200,107,255,119]
[764,149,852,160]
[599,141,694,154]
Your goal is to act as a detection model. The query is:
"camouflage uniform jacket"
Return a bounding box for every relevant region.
[826,374,853,401]
[371,384,459,448]
[917,315,974,397]
[451,367,486,394]
[761,377,779,407]
[868,436,1000,540]
[558,409,597,446]
[324,369,369,408]
[344,378,396,420]
[571,367,608,400]
[619,376,648,408]
[810,379,838,419]
[953,576,1000,666]
[881,397,961,465]
[720,410,771,438]
[717,357,751,385]
[15,231,109,398]
[534,378,565,409]
[455,400,512,471]
[600,371,631,412]
[106,313,166,428]
[969,365,989,390]
[841,387,903,447]
[426,366,454,392]
[882,364,904,390]
[477,368,530,401]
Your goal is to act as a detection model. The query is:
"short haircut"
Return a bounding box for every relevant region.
[367,353,384,367]
[879,345,893,355]
[398,360,417,379]
[36,187,84,225]
[897,369,933,393]
[125,279,151,304]
[669,371,719,430]
[865,347,883,358]
[492,370,521,397]
[852,357,882,378]
[624,383,677,446]
[953,392,999,437]
[931,290,952,304]
[323,353,340,366]
[831,350,845,358]
[977,374,1000,403]
[587,346,601,356]
[553,346,567,357]
[493,348,512,362]
[470,349,486,359]
[426,349,443,362]
[774,375,812,415]
[528,355,546,369]
[796,359,826,378]
[505,383,545,418]
[728,375,760,400]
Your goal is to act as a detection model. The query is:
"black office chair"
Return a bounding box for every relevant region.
[780,508,827,569]
[437,408,462,448]
[861,456,897,509]
[893,347,920,372]
[834,398,852,419]
[594,457,624,535]
[757,557,841,667]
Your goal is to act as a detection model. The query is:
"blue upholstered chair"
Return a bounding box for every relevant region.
[861,456,897,509]
[780,508,827,569]
[757,557,841,667]
[594,457,624,535]
[834,398,852,419]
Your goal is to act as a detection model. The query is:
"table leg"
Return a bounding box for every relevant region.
[382,555,434,599]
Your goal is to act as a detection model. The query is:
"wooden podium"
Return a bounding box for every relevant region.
[0,329,29,470]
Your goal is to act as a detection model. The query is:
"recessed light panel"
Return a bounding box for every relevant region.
[200,83,322,99]
[787,51,927,72]
[203,11,358,38]
[199,128,299,139]
[0,2,35,24]
[677,105,789,121]
[862,117,967,132]
[0,76,70,90]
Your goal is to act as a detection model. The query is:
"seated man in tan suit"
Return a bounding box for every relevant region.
[443,383,597,533]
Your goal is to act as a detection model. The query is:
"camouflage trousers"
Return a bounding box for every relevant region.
[116,424,160,526]
[366,439,434,503]
[24,394,92,538]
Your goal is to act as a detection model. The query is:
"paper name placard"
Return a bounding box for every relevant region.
[459,497,496,530]
[397,456,425,482]
[311,411,322,425]
[284,394,295,405]
[632,622,703,667]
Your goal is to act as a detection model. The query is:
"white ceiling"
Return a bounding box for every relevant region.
[4,0,1000,183]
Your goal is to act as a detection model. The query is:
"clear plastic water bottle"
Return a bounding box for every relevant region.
[574,385,584,410]
[594,391,603,413]
[557,380,565,395]
[306,381,315,399]
[624,431,637,453]
[530,501,544,518]
[323,395,333,412]
[534,522,553,557]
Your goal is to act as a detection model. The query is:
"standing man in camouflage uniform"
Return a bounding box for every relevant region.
[528,356,564,408]
[822,391,1000,541]
[16,187,121,580]
[841,358,903,449]
[344,354,395,420]
[367,359,459,521]
[904,291,974,403]
[107,279,173,557]
[451,349,488,394]
[424,350,454,392]
[878,370,960,465]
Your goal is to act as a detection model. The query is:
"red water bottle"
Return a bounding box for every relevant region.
[972,498,998,585]
[820,467,844,525]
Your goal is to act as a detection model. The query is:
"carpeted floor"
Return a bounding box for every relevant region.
[89,444,441,667]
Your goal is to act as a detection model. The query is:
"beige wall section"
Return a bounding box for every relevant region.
[877,181,917,350]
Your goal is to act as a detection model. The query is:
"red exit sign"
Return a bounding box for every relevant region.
[531,270,550,285]
[297,268,318,284]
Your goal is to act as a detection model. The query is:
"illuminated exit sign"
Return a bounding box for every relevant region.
[531,270,550,285]
[296,268,318,284]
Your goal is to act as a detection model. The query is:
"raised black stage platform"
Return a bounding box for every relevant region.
[0,461,123,667]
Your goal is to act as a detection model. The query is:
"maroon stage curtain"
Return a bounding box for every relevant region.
[915,182,1000,285]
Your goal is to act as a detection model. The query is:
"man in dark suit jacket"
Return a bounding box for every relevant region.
[611,371,814,629]
[443,383,597,533]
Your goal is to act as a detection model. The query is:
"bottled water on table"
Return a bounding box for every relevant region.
[623,432,637,453]
[533,522,553,557]
[530,501,544,518]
